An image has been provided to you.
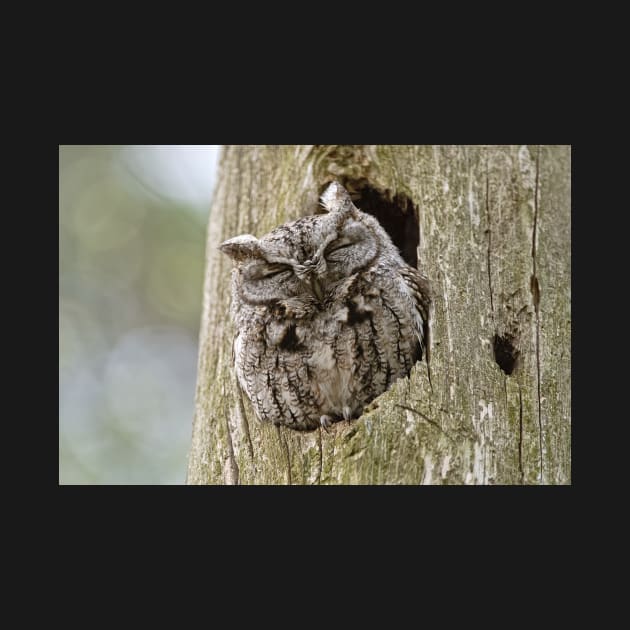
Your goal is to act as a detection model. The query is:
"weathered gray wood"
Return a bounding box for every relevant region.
[187,145,571,485]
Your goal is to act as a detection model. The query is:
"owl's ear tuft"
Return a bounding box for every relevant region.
[219,234,263,261]
[320,181,356,215]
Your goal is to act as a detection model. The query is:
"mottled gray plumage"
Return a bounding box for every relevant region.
[219,181,431,431]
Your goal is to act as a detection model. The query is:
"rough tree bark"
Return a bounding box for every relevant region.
[187,145,570,485]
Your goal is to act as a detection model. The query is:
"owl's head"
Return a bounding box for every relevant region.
[219,181,401,307]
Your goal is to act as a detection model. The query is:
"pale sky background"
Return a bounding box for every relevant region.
[60,145,222,484]
[121,145,221,212]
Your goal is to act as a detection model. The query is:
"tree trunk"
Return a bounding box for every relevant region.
[187,145,570,485]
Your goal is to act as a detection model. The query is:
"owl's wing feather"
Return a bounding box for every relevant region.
[399,266,432,363]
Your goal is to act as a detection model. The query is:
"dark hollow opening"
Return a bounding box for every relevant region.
[493,333,520,376]
[319,179,420,269]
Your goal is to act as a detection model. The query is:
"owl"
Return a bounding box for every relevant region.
[219,181,431,431]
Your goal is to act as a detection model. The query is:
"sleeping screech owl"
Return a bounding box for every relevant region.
[219,181,431,431]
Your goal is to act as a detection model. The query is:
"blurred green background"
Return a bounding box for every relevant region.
[59,145,221,484]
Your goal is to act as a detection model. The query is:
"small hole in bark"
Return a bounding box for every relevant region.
[493,333,519,375]
[319,179,420,268]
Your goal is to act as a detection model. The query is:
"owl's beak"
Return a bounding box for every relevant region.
[311,276,325,302]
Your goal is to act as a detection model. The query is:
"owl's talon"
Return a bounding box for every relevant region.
[320,415,333,432]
